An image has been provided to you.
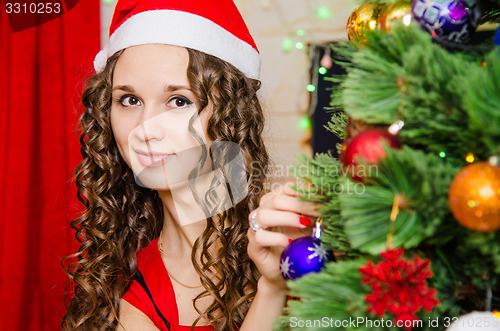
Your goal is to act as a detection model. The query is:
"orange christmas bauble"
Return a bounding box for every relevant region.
[448,162,500,232]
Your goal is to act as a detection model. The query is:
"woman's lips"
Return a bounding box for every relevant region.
[135,150,175,167]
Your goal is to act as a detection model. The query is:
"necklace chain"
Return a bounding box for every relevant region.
[157,237,203,289]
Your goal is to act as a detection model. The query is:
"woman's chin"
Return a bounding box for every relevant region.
[133,171,192,191]
[133,171,169,190]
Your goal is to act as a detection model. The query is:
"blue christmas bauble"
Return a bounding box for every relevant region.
[280,236,333,280]
[411,0,481,43]
[495,26,500,46]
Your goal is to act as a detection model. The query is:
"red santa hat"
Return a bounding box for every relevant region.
[94,0,261,79]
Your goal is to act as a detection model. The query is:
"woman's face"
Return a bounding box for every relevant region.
[110,44,211,190]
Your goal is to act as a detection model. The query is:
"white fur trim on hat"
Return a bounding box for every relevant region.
[93,10,261,79]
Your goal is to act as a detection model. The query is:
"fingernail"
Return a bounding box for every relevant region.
[288,238,294,244]
[299,217,311,227]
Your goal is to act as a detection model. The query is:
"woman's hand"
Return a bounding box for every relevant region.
[246,182,319,288]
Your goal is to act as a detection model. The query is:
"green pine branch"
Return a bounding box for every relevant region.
[284,8,500,329]
[479,0,500,23]
[339,146,458,255]
[462,51,500,156]
[290,153,353,253]
[276,260,371,331]
[331,24,500,163]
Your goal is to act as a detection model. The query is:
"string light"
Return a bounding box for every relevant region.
[299,117,312,130]
[318,66,327,75]
[465,153,475,163]
[295,42,304,50]
[439,151,446,158]
[307,84,316,92]
[316,6,331,19]
[403,14,412,26]
[296,29,305,37]
[467,200,477,208]
[282,36,293,52]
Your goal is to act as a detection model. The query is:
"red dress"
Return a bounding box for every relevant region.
[122,238,215,331]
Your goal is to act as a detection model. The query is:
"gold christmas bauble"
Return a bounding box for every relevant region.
[378,1,413,32]
[448,162,500,232]
[346,3,379,42]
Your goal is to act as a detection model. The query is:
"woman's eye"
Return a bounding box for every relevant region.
[170,96,193,108]
[117,95,142,107]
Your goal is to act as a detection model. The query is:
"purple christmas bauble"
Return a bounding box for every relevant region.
[411,0,481,43]
[280,236,333,280]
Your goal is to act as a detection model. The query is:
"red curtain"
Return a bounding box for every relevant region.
[0,1,100,329]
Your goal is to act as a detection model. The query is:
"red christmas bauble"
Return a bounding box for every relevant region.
[448,162,500,232]
[342,128,402,181]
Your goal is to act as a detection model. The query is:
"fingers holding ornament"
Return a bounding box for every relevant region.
[250,209,314,231]
[246,182,325,285]
[247,227,291,250]
[246,218,295,286]
[259,183,321,217]
[248,210,267,233]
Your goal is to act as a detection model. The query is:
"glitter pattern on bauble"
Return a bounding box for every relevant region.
[280,237,333,280]
[411,0,482,43]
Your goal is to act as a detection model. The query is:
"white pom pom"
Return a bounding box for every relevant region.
[93,46,109,73]
[446,311,500,331]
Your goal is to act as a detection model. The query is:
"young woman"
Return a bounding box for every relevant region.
[62,0,317,330]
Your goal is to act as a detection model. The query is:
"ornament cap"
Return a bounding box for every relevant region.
[313,218,323,239]
[388,120,405,135]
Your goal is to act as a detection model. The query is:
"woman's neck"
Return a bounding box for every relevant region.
[156,163,229,254]
[157,189,207,258]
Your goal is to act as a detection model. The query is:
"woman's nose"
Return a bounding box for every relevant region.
[135,106,167,142]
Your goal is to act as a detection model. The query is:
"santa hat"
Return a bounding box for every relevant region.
[94,0,261,79]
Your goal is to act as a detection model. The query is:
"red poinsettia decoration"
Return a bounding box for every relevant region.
[359,248,439,330]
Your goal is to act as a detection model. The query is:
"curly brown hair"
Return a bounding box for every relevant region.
[62,47,269,330]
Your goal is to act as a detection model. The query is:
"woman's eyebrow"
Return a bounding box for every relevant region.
[164,84,192,92]
[112,85,135,92]
[111,84,192,93]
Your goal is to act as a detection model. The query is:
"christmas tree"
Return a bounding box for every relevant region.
[277,0,500,330]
